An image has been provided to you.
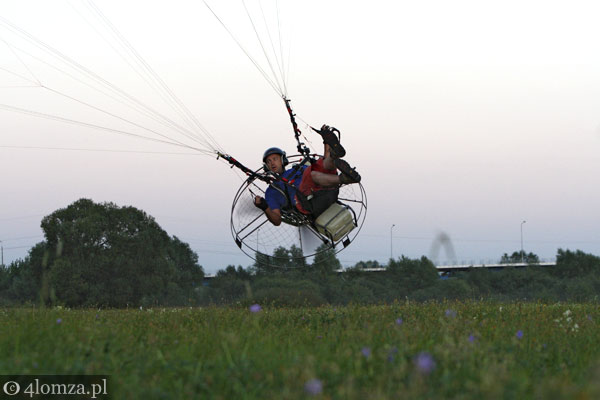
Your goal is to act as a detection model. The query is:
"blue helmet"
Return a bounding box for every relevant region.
[262,147,289,166]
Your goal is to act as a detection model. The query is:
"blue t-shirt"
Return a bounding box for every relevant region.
[264,166,306,211]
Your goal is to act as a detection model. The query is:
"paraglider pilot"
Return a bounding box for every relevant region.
[254,125,361,226]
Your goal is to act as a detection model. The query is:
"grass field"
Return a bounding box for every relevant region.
[1,302,599,399]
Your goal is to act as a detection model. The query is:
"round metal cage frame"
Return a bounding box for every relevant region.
[229,155,367,267]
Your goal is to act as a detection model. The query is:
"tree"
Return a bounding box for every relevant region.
[254,245,307,274]
[3,243,52,304]
[500,251,539,264]
[387,256,439,292]
[311,243,341,273]
[552,249,600,279]
[252,251,274,275]
[37,198,203,307]
[166,236,205,293]
[352,260,381,270]
[210,265,252,303]
[289,245,307,269]
[215,265,252,281]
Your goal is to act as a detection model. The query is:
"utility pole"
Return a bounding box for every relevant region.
[520,220,526,263]
[0,240,3,267]
[390,224,395,260]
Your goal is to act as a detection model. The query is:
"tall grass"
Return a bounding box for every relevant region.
[0,302,599,399]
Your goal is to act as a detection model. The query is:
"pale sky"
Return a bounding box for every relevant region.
[1,0,599,273]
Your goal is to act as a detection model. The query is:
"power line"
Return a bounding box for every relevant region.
[0,214,44,221]
[4,245,34,251]
[0,235,43,242]
[0,144,200,155]
[362,233,600,245]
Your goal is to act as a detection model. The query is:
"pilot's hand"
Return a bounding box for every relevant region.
[254,196,268,211]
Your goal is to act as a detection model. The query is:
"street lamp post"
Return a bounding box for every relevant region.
[390,224,395,260]
[520,220,526,263]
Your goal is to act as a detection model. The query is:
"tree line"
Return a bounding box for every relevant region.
[1,199,599,307]
[205,248,600,306]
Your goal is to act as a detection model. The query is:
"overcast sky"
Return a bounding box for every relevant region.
[1,0,599,274]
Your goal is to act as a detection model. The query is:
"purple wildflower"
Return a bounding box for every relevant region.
[249,304,262,313]
[587,315,593,321]
[396,318,403,325]
[361,347,371,358]
[304,379,323,395]
[516,330,523,339]
[56,318,62,325]
[387,347,398,363]
[468,334,476,343]
[445,309,457,318]
[414,352,436,374]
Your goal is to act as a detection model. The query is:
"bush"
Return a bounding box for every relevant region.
[411,279,472,301]
[251,277,326,306]
[562,277,599,302]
